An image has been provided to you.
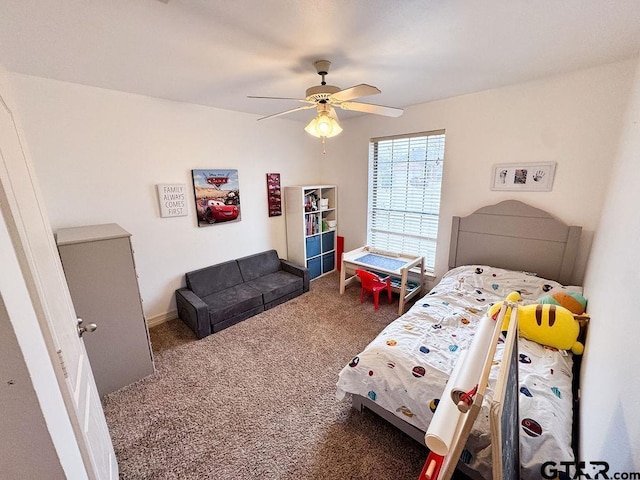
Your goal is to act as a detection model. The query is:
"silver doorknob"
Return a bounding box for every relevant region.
[77,318,98,338]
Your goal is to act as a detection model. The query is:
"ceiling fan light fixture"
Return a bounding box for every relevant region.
[249,58,403,150]
[304,110,342,138]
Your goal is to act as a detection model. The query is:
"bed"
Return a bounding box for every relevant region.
[336,200,584,480]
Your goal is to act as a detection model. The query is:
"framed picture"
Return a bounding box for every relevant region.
[191,169,241,226]
[266,173,282,217]
[491,162,556,191]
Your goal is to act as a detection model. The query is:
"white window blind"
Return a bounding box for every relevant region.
[367,130,446,273]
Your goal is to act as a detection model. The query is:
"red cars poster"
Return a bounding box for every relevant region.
[191,169,241,226]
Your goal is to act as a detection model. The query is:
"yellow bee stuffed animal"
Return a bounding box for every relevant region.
[488,291,584,355]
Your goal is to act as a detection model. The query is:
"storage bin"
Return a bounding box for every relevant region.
[321,231,334,252]
[308,257,322,279]
[322,252,335,274]
[305,235,321,258]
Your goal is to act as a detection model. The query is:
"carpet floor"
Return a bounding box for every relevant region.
[102,272,459,479]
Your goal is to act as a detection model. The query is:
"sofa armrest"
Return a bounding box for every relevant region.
[175,288,211,339]
[280,259,310,293]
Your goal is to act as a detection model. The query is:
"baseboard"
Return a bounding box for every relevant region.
[147,309,178,329]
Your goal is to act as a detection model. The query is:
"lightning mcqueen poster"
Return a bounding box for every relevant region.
[191,169,241,226]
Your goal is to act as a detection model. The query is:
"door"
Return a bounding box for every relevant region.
[0,73,117,479]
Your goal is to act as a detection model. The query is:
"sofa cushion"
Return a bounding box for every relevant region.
[202,283,263,325]
[186,260,243,298]
[237,249,282,282]
[245,270,303,305]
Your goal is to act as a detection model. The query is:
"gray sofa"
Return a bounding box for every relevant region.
[175,249,310,338]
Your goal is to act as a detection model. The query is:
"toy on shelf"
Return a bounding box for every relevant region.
[304,190,319,212]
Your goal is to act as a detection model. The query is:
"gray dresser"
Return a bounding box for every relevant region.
[56,223,154,397]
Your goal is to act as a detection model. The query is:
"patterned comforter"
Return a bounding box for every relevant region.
[336,265,578,479]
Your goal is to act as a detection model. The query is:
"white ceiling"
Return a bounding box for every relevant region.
[1,0,640,122]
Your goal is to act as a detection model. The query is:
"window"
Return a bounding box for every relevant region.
[367,130,446,273]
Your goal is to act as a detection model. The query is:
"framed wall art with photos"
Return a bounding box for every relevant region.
[491,162,556,192]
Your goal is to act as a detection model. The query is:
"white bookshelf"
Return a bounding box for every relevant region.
[284,185,337,280]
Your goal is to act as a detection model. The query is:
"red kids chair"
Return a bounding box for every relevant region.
[355,269,393,310]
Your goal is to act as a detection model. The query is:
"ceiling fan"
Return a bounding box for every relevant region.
[248,60,403,146]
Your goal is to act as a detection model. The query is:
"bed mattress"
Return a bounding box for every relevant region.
[336,265,578,479]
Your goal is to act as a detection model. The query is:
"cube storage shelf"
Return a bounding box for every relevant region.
[284,185,337,280]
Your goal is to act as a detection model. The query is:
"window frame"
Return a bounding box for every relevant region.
[367,129,446,274]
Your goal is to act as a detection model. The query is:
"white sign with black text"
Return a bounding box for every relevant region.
[157,184,188,217]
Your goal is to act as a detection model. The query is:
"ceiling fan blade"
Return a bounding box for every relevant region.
[257,104,317,121]
[339,101,404,117]
[248,95,311,103]
[331,84,381,102]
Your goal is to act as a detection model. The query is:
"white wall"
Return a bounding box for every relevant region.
[11,61,635,320]
[327,59,637,286]
[8,74,320,321]
[579,56,640,471]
